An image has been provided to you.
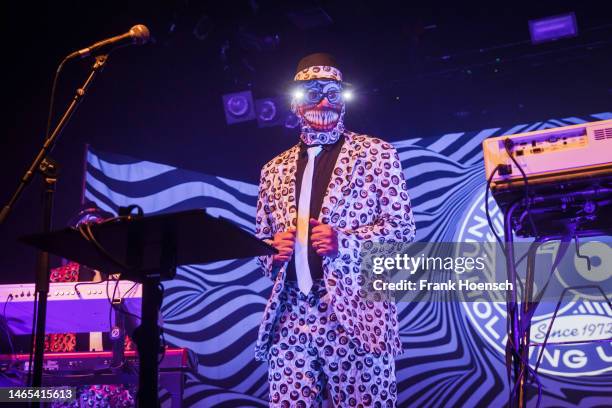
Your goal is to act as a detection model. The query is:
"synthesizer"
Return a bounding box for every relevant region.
[483,119,612,190]
[0,348,196,408]
[482,119,612,236]
[0,348,195,374]
[0,281,141,334]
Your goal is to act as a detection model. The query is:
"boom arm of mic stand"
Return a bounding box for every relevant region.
[0,55,108,225]
[0,55,109,396]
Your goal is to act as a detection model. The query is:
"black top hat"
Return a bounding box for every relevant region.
[295,53,339,73]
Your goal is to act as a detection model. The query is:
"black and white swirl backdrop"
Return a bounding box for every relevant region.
[84,112,612,407]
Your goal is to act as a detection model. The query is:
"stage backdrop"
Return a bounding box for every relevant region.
[83,112,612,407]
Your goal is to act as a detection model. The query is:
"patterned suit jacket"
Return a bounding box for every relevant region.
[254,131,416,361]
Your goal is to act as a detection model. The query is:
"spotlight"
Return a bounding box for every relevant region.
[255,97,287,128]
[257,100,277,122]
[227,95,250,116]
[222,91,256,124]
[529,12,578,44]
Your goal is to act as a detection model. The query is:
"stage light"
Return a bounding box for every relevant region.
[255,98,288,128]
[257,100,277,122]
[227,95,249,116]
[529,12,578,44]
[222,91,256,124]
[342,90,353,101]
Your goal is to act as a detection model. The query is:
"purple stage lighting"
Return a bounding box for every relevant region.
[255,98,279,127]
[222,91,256,124]
[256,97,291,128]
[529,12,578,44]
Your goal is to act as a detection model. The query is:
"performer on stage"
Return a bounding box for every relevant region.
[255,53,416,407]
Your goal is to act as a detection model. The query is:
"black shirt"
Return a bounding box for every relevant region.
[286,135,345,282]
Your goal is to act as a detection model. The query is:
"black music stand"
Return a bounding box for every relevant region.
[20,209,275,407]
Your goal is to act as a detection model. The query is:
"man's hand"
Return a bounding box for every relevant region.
[310,218,338,257]
[271,228,296,267]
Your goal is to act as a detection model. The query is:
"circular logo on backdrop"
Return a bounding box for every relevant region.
[456,190,612,377]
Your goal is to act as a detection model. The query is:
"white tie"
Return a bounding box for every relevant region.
[295,145,322,295]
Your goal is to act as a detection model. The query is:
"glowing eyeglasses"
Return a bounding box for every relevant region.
[293,88,353,103]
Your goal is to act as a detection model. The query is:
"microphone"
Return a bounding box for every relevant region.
[67,24,150,59]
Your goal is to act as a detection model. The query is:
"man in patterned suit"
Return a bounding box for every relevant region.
[255,53,416,407]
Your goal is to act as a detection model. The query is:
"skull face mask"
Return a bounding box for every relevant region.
[291,54,346,145]
[292,79,346,145]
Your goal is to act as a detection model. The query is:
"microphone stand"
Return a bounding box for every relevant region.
[0,55,108,397]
